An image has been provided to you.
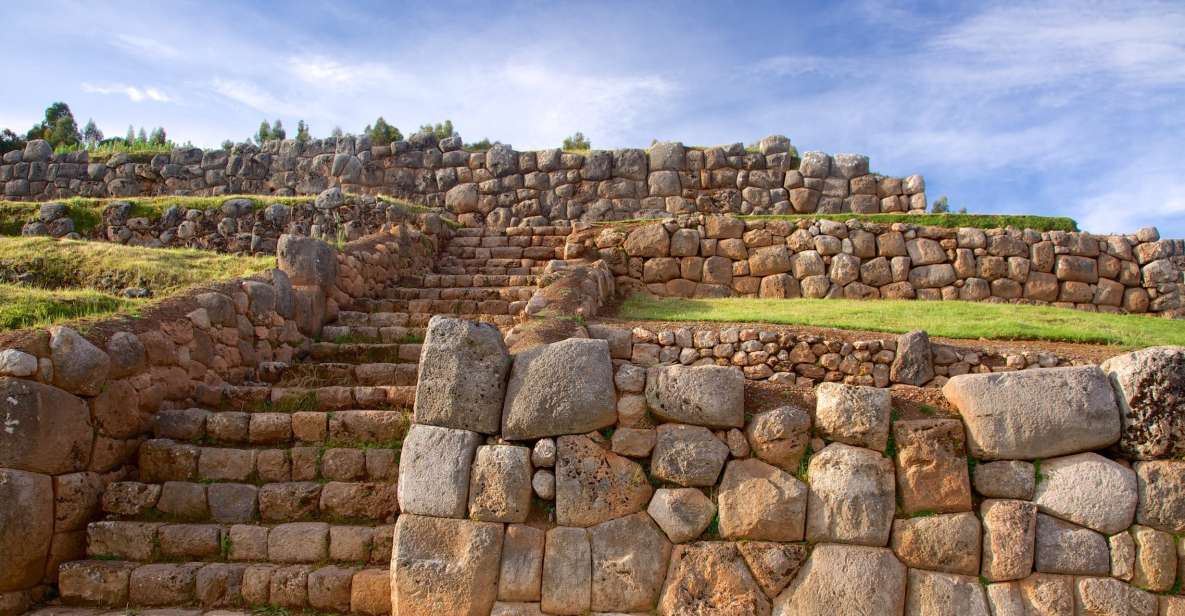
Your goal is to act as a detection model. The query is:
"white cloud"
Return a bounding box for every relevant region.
[112,34,180,58]
[81,82,173,103]
[209,78,304,116]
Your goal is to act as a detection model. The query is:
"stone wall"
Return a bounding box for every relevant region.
[2,134,925,225]
[394,318,1185,615]
[0,225,436,612]
[569,214,1185,316]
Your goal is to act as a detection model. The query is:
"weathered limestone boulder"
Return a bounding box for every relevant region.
[773,544,906,616]
[468,445,532,523]
[277,234,337,290]
[890,512,982,576]
[390,514,504,616]
[414,317,511,434]
[0,377,93,474]
[645,364,744,428]
[650,424,730,487]
[0,469,53,592]
[805,443,896,546]
[1032,452,1137,535]
[623,224,670,257]
[1133,460,1185,533]
[718,459,808,542]
[744,405,811,473]
[658,542,771,616]
[49,326,110,396]
[555,435,652,527]
[1033,514,1109,575]
[1100,346,1185,459]
[397,424,481,518]
[737,541,808,599]
[647,488,716,544]
[541,527,590,615]
[814,382,891,451]
[942,366,1121,459]
[891,330,934,386]
[973,461,1035,500]
[1131,524,1178,592]
[1109,531,1135,581]
[445,183,479,213]
[980,499,1037,582]
[59,560,137,606]
[893,418,972,514]
[502,338,616,440]
[0,349,36,377]
[905,569,990,616]
[499,524,544,602]
[590,513,671,612]
[1075,576,1156,616]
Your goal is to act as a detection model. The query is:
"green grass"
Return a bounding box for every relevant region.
[0,237,275,332]
[596,212,1079,232]
[617,295,1185,348]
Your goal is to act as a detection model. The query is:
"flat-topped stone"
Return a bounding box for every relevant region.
[413,316,511,434]
[645,364,744,428]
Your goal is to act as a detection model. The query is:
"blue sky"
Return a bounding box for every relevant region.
[3,0,1183,236]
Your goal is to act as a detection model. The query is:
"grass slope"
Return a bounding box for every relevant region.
[0,237,275,332]
[618,294,1185,348]
[598,212,1079,232]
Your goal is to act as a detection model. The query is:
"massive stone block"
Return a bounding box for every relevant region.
[773,544,906,616]
[498,524,544,602]
[1032,452,1137,535]
[980,499,1036,582]
[390,514,503,616]
[650,423,730,487]
[814,382,891,450]
[414,316,511,434]
[890,512,981,576]
[0,377,93,475]
[49,326,110,396]
[0,469,53,592]
[942,366,1121,459]
[718,459,808,542]
[658,542,771,616]
[277,234,338,290]
[890,330,934,386]
[645,364,744,428]
[904,569,990,616]
[589,512,671,612]
[893,418,972,515]
[1100,346,1185,460]
[1033,514,1109,575]
[396,424,481,518]
[468,445,532,523]
[1134,460,1185,533]
[555,435,651,528]
[744,405,811,473]
[805,443,896,546]
[502,338,616,440]
[541,526,590,615]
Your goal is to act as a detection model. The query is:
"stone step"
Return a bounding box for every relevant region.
[101,476,398,523]
[152,405,410,447]
[261,361,419,387]
[57,559,390,613]
[193,383,416,412]
[433,264,547,276]
[83,521,394,565]
[437,256,551,269]
[346,298,523,318]
[306,341,422,364]
[443,245,563,260]
[399,272,539,288]
[380,285,536,302]
[451,225,571,237]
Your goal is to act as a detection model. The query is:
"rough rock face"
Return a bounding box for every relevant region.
[942,366,1121,459]
[0,469,53,591]
[650,424,730,487]
[737,542,808,599]
[468,445,532,523]
[589,512,671,612]
[554,435,652,527]
[502,338,616,440]
[390,514,504,616]
[893,418,973,515]
[49,326,110,396]
[805,443,896,546]
[414,316,511,434]
[980,499,1037,582]
[645,364,745,428]
[647,488,716,544]
[1031,452,1137,535]
[498,524,544,603]
[773,544,906,616]
[0,377,93,475]
[814,382,891,450]
[1100,346,1185,459]
[891,330,934,386]
[718,459,808,542]
[397,424,482,518]
[1033,514,1109,575]
[1133,460,1185,533]
[744,405,812,472]
[276,234,338,290]
[542,526,590,614]
[658,542,772,616]
[890,512,982,576]
[905,569,990,616]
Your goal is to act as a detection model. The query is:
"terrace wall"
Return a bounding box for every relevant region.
[568,214,1185,316]
[1,134,924,225]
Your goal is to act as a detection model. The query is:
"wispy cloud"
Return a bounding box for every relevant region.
[111,34,180,59]
[81,82,174,103]
[209,78,303,116]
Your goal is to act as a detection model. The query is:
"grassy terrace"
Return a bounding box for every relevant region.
[0,193,445,235]
[618,294,1185,348]
[0,237,274,332]
[599,212,1080,232]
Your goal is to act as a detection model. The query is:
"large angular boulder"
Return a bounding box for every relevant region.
[650,424,730,487]
[805,443,896,546]
[893,419,972,514]
[49,326,110,396]
[814,382,891,451]
[737,541,808,599]
[623,224,670,257]
[498,524,544,602]
[645,364,744,428]
[905,569,990,616]
[890,512,981,576]
[414,316,511,434]
[890,330,934,386]
[468,445,532,523]
[590,513,671,612]
[657,542,771,615]
[773,544,906,615]
[277,234,338,290]
[555,435,652,527]
[718,459,808,542]
[390,514,504,616]
[1033,514,1109,575]
[0,377,93,474]
[1074,576,1157,616]
[541,527,590,614]
[980,499,1036,582]
[1031,452,1137,535]
[647,488,716,544]
[1100,346,1185,459]
[942,366,1121,459]
[1133,460,1185,533]
[745,405,811,473]
[397,424,482,518]
[0,469,53,592]
[502,338,616,440]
